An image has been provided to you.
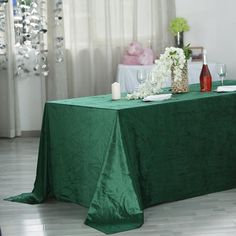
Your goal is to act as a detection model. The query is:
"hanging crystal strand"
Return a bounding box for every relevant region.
[40,0,49,77]
[18,0,31,76]
[30,0,49,77]
[14,0,31,76]
[14,0,48,78]
[30,0,46,76]
[46,0,68,99]
[54,0,64,63]
[0,2,7,71]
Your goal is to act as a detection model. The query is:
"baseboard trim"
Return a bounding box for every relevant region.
[21,130,41,137]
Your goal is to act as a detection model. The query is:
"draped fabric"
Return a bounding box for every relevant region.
[0,2,21,138]
[62,0,176,97]
[6,81,236,234]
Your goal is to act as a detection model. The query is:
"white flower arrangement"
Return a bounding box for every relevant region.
[127,47,187,99]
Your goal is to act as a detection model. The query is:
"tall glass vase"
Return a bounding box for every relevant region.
[175,32,184,48]
[171,62,188,93]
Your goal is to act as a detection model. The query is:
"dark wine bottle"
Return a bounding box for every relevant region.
[200,49,212,92]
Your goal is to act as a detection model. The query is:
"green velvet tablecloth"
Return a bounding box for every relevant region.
[6,81,236,234]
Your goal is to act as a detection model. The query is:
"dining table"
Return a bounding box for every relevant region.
[6,80,236,234]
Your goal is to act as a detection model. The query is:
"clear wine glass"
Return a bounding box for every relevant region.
[137,70,147,84]
[216,63,227,86]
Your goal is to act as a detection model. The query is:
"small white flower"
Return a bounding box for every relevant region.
[127,47,187,99]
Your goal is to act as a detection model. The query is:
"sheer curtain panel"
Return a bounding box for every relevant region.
[46,0,68,101]
[63,0,175,97]
[0,1,21,138]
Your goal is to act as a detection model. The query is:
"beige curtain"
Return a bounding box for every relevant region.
[62,0,176,97]
[0,1,21,138]
[0,0,175,137]
[46,0,68,101]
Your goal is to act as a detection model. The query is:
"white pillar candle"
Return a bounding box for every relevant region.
[111,82,121,100]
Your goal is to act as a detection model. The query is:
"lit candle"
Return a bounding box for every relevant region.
[111,82,121,100]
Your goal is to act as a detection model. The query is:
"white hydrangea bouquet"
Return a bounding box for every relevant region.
[127,46,190,100]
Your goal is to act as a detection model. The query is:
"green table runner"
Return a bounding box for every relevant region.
[6,81,236,234]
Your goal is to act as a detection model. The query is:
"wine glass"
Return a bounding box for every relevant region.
[216,64,227,86]
[137,70,147,84]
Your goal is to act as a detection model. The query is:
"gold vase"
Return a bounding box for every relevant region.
[171,62,188,94]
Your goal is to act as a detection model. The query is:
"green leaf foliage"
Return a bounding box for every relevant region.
[183,43,192,60]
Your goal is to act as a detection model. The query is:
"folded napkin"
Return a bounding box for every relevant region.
[143,94,172,102]
[216,85,236,92]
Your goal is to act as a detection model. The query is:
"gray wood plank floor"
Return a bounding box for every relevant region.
[1,138,236,236]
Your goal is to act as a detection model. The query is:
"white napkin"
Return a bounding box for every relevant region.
[216,85,236,92]
[143,94,172,102]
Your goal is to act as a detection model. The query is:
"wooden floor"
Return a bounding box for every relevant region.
[1,138,236,236]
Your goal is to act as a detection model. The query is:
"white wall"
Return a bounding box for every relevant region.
[175,0,236,80]
[18,76,44,131]
[16,49,46,132]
